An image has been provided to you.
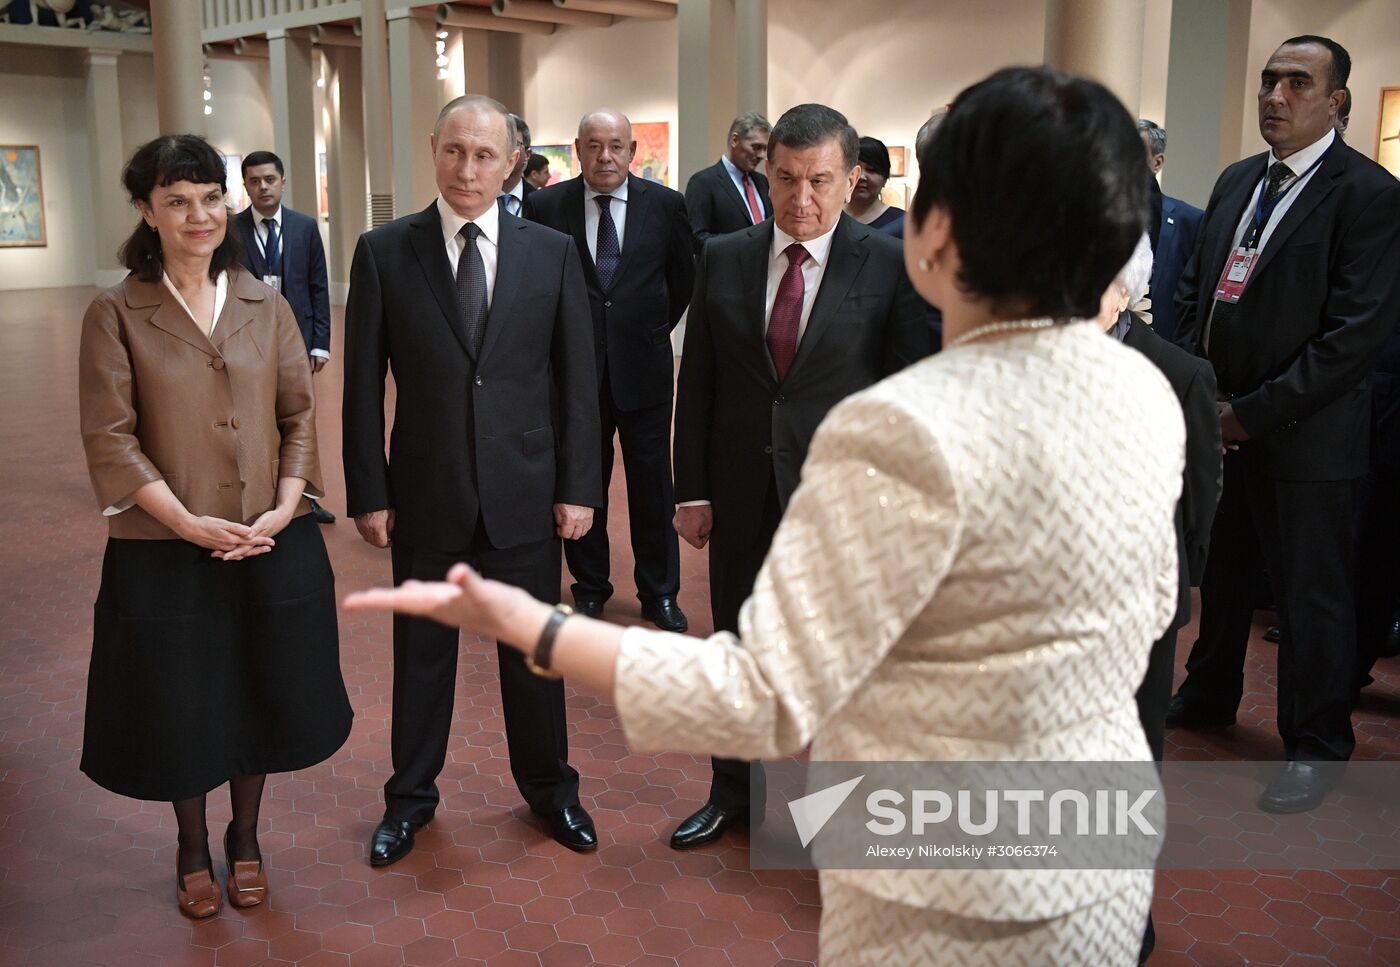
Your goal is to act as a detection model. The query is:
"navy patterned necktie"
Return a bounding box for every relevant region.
[263,217,280,270]
[594,195,621,291]
[456,222,487,357]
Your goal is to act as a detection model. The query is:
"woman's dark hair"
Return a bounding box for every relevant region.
[857,137,891,181]
[910,67,1150,320]
[118,134,242,283]
[524,152,550,176]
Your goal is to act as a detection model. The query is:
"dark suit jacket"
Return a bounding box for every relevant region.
[524,174,695,412]
[684,159,770,249]
[1175,139,1400,480]
[1122,313,1222,628]
[1149,192,1204,346]
[342,202,602,552]
[674,214,930,538]
[234,206,331,355]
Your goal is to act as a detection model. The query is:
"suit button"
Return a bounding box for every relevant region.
[763,445,773,454]
[240,481,246,490]
[773,395,786,406]
[230,417,241,429]
[209,358,226,370]
[604,300,612,308]
[474,376,483,387]
[214,421,228,429]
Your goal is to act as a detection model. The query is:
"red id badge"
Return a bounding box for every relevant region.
[1213,247,1258,304]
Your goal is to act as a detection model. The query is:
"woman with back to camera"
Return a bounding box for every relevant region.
[346,67,1182,965]
[845,136,905,235]
[78,134,352,919]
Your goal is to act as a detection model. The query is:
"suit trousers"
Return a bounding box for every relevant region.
[1181,454,1358,761]
[705,473,782,813]
[1354,462,1400,689]
[386,530,580,824]
[566,365,680,605]
[1135,626,1180,765]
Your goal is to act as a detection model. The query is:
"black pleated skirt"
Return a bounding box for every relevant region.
[81,514,353,801]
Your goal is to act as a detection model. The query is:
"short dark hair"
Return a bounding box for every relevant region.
[118,134,243,284]
[910,67,1150,320]
[1280,34,1351,92]
[509,113,531,151]
[241,150,284,177]
[769,103,858,171]
[524,153,549,176]
[857,137,891,180]
[1137,119,1166,157]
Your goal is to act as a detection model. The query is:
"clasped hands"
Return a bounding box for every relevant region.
[179,506,292,561]
[353,503,595,548]
[1217,399,1250,454]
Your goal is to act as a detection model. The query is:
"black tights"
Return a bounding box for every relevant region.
[172,774,266,877]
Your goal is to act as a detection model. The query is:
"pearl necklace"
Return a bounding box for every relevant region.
[946,317,1060,349]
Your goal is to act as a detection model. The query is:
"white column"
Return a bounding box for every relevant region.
[677,0,736,187]
[361,0,395,226]
[387,7,441,212]
[150,0,206,135]
[86,49,130,287]
[268,28,319,215]
[1044,0,1148,115]
[325,46,367,299]
[734,0,766,118]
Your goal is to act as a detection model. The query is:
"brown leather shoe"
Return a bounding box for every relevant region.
[175,867,223,919]
[223,828,268,908]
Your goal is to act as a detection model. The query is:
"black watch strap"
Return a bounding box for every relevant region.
[525,604,573,678]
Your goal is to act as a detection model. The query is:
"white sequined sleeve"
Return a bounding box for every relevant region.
[614,392,964,760]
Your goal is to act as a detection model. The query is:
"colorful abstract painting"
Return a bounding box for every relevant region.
[533,144,575,186]
[0,146,46,247]
[630,122,669,186]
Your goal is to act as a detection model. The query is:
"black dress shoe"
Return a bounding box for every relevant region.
[642,597,688,633]
[310,499,337,525]
[573,598,605,619]
[1164,694,1235,730]
[1263,625,1281,643]
[369,819,422,867]
[1259,761,1338,814]
[1381,614,1400,658]
[537,804,597,852]
[670,802,746,850]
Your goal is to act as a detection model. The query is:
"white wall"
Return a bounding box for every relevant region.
[206,57,275,192]
[520,17,679,185]
[0,45,99,290]
[1236,0,1400,162]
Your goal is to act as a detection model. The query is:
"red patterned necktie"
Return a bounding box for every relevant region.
[767,243,810,380]
[743,172,763,224]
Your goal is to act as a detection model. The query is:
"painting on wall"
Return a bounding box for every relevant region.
[533,144,575,186]
[630,122,669,186]
[1377,87,1400,179]
[318,151,329,220]
[222,154,247,213]
[887,146,909,178]
[0,145,46,248]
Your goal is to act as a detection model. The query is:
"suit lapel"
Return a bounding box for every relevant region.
[741,222,778,383]
[786,216,867,381]
[479,214,530,366]
[128,277,218,358]
[1248,144,1344,283]
[212,268,264,349]
[616,174,649,281]
[238,210,267,277]
[564,177,599,288]
[406,202,472,357]
[719,162,757,225]
[1201,160,1262,302]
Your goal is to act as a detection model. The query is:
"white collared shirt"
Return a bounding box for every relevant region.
[501,180,525,217]
[162,269,229,337]
[583,178,629,263]
[252,205,283,265]
[1205,127,1336,349]
[720,154,763,224]
[437,194,500,307]
[766,220,837,344]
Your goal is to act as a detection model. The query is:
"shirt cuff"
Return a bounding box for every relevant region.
[676,500,711,507]
[102,494,136,516]
[310,349,330,360]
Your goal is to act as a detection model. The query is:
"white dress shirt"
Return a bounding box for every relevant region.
[583,178,629,262]
[766,220,837,344]
[437,195,500,307]
[1204,128,1335,349]
[251,206,283,266]
[501,180,525,217]
[720,154,763,224]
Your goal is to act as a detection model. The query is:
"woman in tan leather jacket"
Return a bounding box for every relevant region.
[77,134,351,919]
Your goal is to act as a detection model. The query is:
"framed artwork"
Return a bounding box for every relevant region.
[630,121,669,186]
[0,145,46,247]
[318,151,329,219]
[1377,87,1400,179]
[887,145,909,178]
[222,154,247,212]
[533,144,575,186]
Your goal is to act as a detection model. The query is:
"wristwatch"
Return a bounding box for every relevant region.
[524,603,573,679]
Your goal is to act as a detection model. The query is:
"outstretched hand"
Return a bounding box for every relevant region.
[344,563,535,648]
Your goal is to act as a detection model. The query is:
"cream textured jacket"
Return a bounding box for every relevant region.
[616,321,1184,921]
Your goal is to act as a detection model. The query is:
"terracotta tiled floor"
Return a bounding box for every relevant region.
[0,286,1396,966]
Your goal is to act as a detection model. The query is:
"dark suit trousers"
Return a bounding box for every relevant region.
[1181,453,1358,761]
[705,474,782,813]
[1136,626,1180,765]
[566,365,680,605]
[386,530,580,824]
[1354,463,1400,686]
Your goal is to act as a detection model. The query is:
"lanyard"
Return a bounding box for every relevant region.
[1245,145,1330,249]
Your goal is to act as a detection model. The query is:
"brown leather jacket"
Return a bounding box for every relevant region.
[78,267,324,540]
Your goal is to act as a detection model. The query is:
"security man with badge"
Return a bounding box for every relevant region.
[1169,36,1400,813]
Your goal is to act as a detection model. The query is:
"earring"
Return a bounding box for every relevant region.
[918,257,932,272]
